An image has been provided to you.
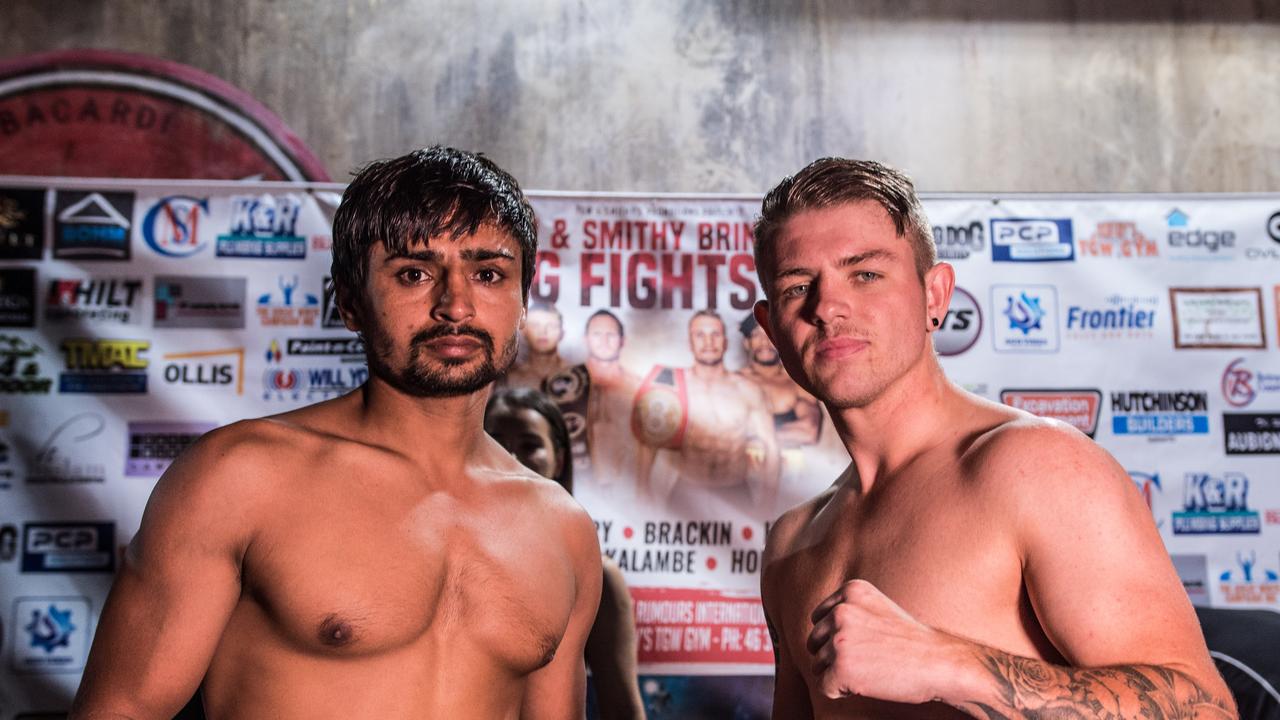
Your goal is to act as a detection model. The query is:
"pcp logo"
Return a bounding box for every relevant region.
[991,285,1059,353]
[933,287,981,356]
[21,522,115,572]
[1173,472,1259,534]
[141,195,209,257]
[12,596,91,673]
[990,218,1073,262]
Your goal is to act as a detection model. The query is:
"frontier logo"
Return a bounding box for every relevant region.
[1000,389,1101,437]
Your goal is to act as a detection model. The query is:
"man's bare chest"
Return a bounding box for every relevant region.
[239,495,576,671]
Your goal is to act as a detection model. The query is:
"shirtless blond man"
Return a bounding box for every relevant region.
[638,310,780,515]
[737,312,822,447]
[580,310,642,489]
[504,301,570,390]
[754,158,1234,719]
[71,147,602,720]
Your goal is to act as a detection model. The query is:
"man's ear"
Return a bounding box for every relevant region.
[753,300,775,345]
[518,304,527,331]
[923,262,956,331]
[335,286,363,334]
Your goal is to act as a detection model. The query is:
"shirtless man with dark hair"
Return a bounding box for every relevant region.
[754,157,1234,719]
[504,301,570,390]
[737,312,823,447]
[71,146,602,720]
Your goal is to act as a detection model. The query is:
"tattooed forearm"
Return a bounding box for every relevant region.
[957,650,1236,720]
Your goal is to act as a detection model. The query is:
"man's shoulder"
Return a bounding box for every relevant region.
[763,482,840,566]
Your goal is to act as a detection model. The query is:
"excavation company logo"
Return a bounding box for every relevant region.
[27,413,106,485]
[931,221,984,260]
[991,285,1059,352]
[0,335,53,394]
[1000,389,1101,437]
[0,186,45,259]
[126,421,216,477]
[1221,357,1280,408]
[256,275,321,327]
[160,347,244,395]
[933,287,981,356]
[45,276,144,324]
[262,339,367,401]
[1223,413,1280,455]
[1164,208,1235,261]
[11,597,91,673]
[1077,220,1158,259]
[990,218,1073,262]
[153,275,246,329]
[1064,293,1157,341]
[286,336,365,363]
[52,190,133,260]
[0,267,36,327]
[1129,471,1162,528]
[58,338,149,393]
[1217,551,1280,605]
[216,193,306,259]
[141,195,209,257]
[1173,472,1259,535]
[1110,391,1209,438]
[21,522,115,572]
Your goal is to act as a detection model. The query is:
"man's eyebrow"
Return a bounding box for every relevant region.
[460,248,517,262]
[774,249,896,280]
[384,249,439,264]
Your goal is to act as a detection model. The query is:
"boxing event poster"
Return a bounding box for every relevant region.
[1,176,1279,715]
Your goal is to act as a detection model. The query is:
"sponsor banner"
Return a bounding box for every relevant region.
[11,597,92,673]
[160,347,245,395]
[1000,389,1101,436]
[58,338,149,393]
[933,287,981,356]
[630,587,772,666]
[27,413,107,485]
[1164,208,1235,261]
[1173,472,1260,534]
[153,275,246,329]
[991,285,1059,353]
[1221,357,1280,408]
[0,334,54,394]
[44,277,144,325]
[140,195,209,258]
[52,190,133,260]
[286,336,364,361]
[20,522,115,573]
[990,218,1074,262]
[0,267,37,327]
[1223,413,1280,455]
[216,194,307,259]
[125,421,217,477]
[255,275,321,326]
[1063,292,1157,342]
[1110,391,1209,438]
[1077,220,1158,259]
[1217,551,1280,605]
[1169,287,1266,350]
[0,187,45,259]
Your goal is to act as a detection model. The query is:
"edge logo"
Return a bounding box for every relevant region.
[1173,472,1259,534]
[142,195,209,257]
[20,522,115,572]
[58,338,149,394]
[1000,389,1101,437]
[1165,208,1234,259]
[990,218,1074,262]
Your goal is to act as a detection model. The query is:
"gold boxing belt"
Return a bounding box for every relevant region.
[543,364,591,472]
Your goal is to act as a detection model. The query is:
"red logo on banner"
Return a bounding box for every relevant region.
[631,587,772,665]
[1000,389,1102,437]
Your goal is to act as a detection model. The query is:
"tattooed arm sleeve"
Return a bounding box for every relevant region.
[955,649,1237,720]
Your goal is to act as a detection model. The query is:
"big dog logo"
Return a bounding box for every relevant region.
[1173,472,1260,534]
[58,338,149,393]
[21,522,115,572]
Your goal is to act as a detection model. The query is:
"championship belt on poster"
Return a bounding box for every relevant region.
[543,364,591,472]
[632,365,689,449]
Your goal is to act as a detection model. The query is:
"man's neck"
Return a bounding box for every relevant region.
[356,375,492,479]
[525,350,563,374]
[828,358,959,494]
[747,360,787,380]
[690,361,727,381]
[586,357,623,384]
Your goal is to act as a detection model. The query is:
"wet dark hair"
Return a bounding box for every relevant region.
[330,145,538,315]
[485,387,574,493]
[753,158,936,288]
[586,309,624,339]
[738,312,759,338]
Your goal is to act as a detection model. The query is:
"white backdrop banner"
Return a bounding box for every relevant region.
[1,177,1278,711]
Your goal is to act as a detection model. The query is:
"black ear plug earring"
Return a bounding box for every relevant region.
[931,318,940,328]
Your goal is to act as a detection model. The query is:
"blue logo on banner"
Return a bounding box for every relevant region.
[1173,472,1260,534]
[142,195,209,257]
[24,603,76,652]
[991,218,1074,262]
[216,194,306,259]
[1110,391,1210,436]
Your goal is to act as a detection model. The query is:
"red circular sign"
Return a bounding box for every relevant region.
[0,50,328,181]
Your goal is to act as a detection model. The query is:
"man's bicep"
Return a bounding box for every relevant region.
[1019,454,1210,672]
[765,604,813,719]
[72,451,246,718]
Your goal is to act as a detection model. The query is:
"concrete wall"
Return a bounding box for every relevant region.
[3,0,1279,193]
